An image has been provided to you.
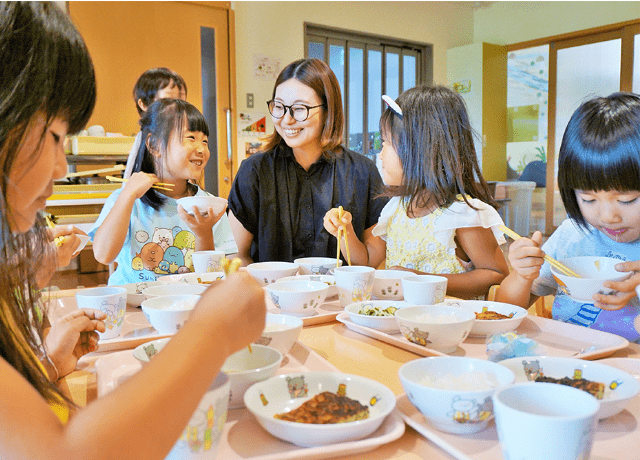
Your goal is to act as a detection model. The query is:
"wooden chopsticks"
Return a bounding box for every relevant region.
[65,164,125,178]
[105,175,174,191]
[499,225,581,278]
[336,206,352,267]
[44,214,65,246]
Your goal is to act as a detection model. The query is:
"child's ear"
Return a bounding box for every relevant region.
[137,98,148,113]
[145,134,161,158]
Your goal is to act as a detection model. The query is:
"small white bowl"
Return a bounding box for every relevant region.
[344,300,408,333]
[244,371,396,447]
[157,272,225,285]
[247,261,300,286]
[279,274,337,298]
[121,280,164,306]
[256,313,303,355]
[395,305,475,353]
[372,270,413,300]
[133,337,172,362]
[222,345,283,409]
[72,234,91,256]
[399,356,515,434]
[498,356,640,419]
[176,195,228,215]
[265,280,329,317]
[551,256,631,301]
[141,283,207,299]
[439,299,528,337]
[294,257,342,275]
[140,294,200,334]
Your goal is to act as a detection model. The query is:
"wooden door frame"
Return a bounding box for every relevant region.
[508,19,640,235]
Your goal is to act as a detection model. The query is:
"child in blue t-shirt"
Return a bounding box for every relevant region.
[497,92,640,342]
[90,99,236,285]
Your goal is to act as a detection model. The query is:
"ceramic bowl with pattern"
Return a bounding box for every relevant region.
[141,283,208,299]
[221,345,283,409]
[265,280,329,317]
[121,280,165,306]
[394,305,475,353]
[279,274,337,298]
[176,195,228,215]
[247,261,300,286]
[551,256,631,301]
[244,371,396,447]
[372,270,414,300]
[256,313,303,355]
[498,356,640,419]
[157,272,225,285]
[344,300,408,333]
[399,356,515,434]
[133,337,172,362]
[294,257,342,275]
[438,299,528,337]
[140,294,200,334]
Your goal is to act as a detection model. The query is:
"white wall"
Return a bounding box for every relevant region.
[232,1,475,158]
[473,1,640,45]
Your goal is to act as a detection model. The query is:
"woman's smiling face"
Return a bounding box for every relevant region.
[272,78,324,157]
[7,115,68,233]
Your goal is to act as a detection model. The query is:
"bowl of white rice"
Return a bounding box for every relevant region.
[141,294,200,334]
[394,305,475,353]
[399,356,515,434]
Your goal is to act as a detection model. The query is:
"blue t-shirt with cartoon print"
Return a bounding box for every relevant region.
[88,187,237,286]
[532,219,640,342]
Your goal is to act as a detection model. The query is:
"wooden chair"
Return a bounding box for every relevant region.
[487,285,553,319]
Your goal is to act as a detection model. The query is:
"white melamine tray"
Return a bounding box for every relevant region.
[266,293,344,326]
[49,297,172,352]
[336,313,629,360]
[397,391,640,460]
[96,341,405,460]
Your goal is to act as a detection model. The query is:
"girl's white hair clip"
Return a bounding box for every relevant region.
[382,95,403,118]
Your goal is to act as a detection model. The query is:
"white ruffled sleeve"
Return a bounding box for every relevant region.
[371,196,402,241]
[432,198,506,249]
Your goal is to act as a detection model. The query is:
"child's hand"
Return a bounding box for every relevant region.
[48,225,88,268]
[177,203,226,236]
[124,171,159,199]
[323,207,352,238]
[45,309,106,378]
[594,260,640,310]
[507,231,545,281]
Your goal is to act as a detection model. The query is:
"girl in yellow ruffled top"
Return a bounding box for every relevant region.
[324,86,509,299]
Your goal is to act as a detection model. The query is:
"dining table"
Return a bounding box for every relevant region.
[50,288,640,460]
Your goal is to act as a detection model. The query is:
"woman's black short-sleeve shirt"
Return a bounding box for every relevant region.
[228,145,389,262]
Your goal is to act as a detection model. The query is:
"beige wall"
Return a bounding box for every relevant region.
[232,1,475,155]
[473,1,640,45]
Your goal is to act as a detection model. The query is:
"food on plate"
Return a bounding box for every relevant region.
[196,278,214,284]
[475,306,515,320]
[274,391,369,424]
[535,374,605,399]
[358,304,398,316]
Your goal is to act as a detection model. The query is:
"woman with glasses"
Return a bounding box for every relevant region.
[228,58,388,265]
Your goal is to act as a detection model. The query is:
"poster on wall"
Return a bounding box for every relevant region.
[253,54,280,80]
[238,112,267,161]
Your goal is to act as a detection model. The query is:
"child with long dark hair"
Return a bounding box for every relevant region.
[91,98,237,284]
[497,92,640,341]
[325,86,509,298]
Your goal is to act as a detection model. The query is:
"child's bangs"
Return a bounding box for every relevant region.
[185,104,209,137]
[379,108,402,148]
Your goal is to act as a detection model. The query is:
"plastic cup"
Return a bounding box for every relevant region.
[493,382,599,460]
[75,287,127,340]
[192,250,225,273]
[401,275,448,305]
[333,266,375,307]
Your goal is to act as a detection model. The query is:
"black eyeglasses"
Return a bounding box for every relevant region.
[267,100,324,122]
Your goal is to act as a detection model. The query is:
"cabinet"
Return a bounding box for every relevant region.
[446,42,507,181]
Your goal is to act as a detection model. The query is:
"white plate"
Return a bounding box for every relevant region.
[96,341,405,459]
[344,301,408,333]
[337,312,629,360]
[438,299,527,337]
[599,358,640,380]
[48,296,172,352]
[397,389,640,460]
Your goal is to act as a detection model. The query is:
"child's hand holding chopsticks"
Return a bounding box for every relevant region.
[323,207,352,266]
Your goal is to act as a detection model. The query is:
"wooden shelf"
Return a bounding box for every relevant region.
[65,154,128,164]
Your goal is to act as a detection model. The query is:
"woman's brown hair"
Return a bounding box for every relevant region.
[262,58,345,158]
